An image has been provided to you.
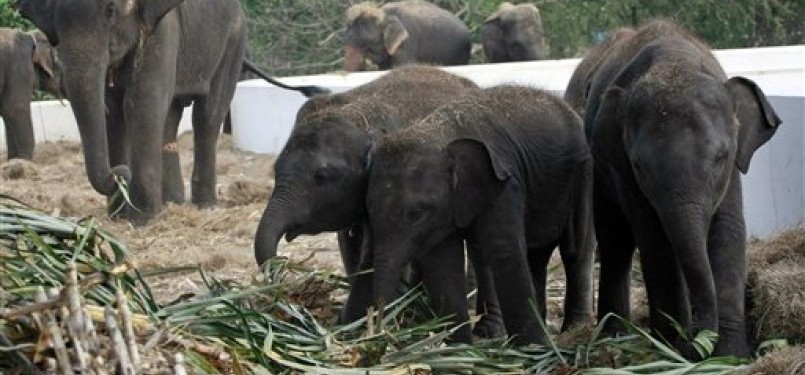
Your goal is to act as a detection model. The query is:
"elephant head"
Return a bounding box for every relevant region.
[344,2,409,71]
[366,135,507,308]
[253,96,376,267]
[16,0,186,196]
[481,2,547,62]
[29,30,64,97]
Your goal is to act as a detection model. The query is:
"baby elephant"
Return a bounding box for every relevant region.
[481,2,547,62]
[1,28,62,160]
[365,85,595,344]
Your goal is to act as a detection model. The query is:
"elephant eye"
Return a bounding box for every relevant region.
[313,167,339,185]
[405,204,433,225]
[105,3,117,20]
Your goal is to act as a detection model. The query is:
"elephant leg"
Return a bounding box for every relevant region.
[559,160,595,330]
[162,101,185,204]
[105,87,128,168]
[708,176,750,357]
[594,182,636,335]
[476,186,545,346]
[340,221,374,324]
[105,87,129,218]
[631,206,692,356]
[417,235,471,343]
[527,245,554,331]
[191,40,244,207]
[468,240,506,339]
[2,104,35,160]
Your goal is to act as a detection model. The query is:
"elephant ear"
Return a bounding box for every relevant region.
[15,0,58,45]
[383,15,409,56]
[447,139,510,228]
[138,0,187,32]
[726,76,782,174]
[30,33,56,79]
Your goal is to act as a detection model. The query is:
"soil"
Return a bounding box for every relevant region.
[0,133,343,304]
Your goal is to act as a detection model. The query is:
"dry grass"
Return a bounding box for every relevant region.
[747,229,805,344]
[734,345,805,375]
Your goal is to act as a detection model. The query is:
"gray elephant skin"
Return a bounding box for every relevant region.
[0,28,62,160]
[572,20,781,358]
[344,1,471,71]
[480,2,547,63]
[17,0,247,224]
[364,85,595,345]
[252,65,479,321]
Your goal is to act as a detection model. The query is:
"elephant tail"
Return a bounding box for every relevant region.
[241,59,331,98]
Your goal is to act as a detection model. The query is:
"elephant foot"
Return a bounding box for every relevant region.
[472,313,507,340]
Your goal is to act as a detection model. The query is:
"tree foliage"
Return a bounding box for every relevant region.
[1,0,801,77]
[240,0,803,76]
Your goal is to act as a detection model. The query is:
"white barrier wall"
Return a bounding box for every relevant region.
[1,46,803,238]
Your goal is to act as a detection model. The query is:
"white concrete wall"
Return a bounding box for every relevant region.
[1,45,803,238]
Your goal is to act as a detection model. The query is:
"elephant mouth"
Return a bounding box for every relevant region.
[284,227,302,242]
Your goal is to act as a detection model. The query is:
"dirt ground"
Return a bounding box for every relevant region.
[1,132,580,328]
[0,133,344,302]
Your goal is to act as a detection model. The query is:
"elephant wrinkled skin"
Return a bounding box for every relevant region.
[569,20,781,358]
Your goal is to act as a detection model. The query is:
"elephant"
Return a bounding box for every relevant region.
[344,1,471,72]
[563,27,635,117]
[480,2,547,63]
[0,28,63,160]
[364,85,595,345]
[573,20,781,358]
[252,65,491,328]
[16,0,248,224]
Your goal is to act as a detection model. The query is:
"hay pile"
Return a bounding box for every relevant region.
[747,229,805,345]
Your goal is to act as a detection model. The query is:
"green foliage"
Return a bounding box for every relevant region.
[0,0,32,30]
[240,0,803,77]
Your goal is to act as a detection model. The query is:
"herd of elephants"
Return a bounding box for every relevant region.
[1,0,784,361]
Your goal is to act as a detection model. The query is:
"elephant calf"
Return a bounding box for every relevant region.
[253,65,483,325]
[364,85,595,345]
[0,28,62,160]
[481,2,548,62]
[573,20,781,358]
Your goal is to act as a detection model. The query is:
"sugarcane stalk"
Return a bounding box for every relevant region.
[36,287,73,375]
[105,306,135,375]
[117,288,141,370]
[65,263,88,371]
[83,306,100,355]
[173,353,187,375]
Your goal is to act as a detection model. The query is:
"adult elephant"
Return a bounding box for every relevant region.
[344,1,471,71]
[17,0,246,223]
[480,2,547,63]
[576,20,781,358]
[365,85,595,345]
[1,28,62,160]
[251,66,503,334]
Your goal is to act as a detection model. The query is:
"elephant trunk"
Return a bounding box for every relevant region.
[657,200,718,338]
[372,242,411,309]
[60,48,130,196]
[253,183,300,267]
[344,45,365,72]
